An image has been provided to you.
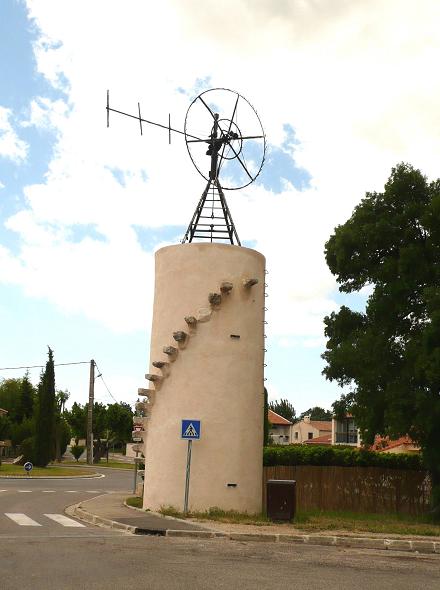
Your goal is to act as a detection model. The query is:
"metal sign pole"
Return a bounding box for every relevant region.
[133,450,139,494]
[183,439,192,515]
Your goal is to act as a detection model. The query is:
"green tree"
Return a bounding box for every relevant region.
[299,407,332,421]
[322,163,440,518]
[0,378,22,422]
[54,389,71,461]
[20,372,35,421]
[34,347,56,467]
[10,418,33,447]
[71,445,85,462]
[268,398,296,422]
[65,401,134,462]
[105,402,133,444]
[56,389,70,415]
[0,413,11,442]
[65,402,87,444]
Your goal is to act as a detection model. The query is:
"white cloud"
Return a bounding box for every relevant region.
[2,211,154,333]
[2,0,440,347]
[22,96,69,132]
[0,106,29,163]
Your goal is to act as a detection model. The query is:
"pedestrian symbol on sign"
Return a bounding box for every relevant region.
[181,419,201,440]
[184,423,197,437]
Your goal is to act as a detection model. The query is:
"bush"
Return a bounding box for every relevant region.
[19,437,36,464]
[263,445,424,470]
[10,418,34,447]
[71,445,85,462]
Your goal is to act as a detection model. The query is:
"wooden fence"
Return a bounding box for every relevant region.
[263,465,431,515]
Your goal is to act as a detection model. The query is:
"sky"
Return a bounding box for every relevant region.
[1,0,440,414]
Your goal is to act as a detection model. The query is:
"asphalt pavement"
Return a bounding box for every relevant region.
[1,467,440,589]
[0,466,131,538]
[1,533,439,590]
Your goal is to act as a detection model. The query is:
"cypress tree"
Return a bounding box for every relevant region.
[34,348,56,467]
[20,371,35,421]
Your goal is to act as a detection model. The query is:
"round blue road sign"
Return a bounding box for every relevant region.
[24,462,33,472]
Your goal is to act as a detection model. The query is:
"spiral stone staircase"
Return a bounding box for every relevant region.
[131,277,260,465]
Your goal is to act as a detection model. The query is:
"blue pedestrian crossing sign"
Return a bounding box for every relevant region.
[181,419,201,440]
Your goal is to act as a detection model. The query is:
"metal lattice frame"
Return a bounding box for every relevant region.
[181,179,241,245]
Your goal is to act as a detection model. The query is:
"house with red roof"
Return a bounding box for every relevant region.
[291,415,332,444]
[268,409,293,445]
[372,434,420,454]
[303,433,332,446]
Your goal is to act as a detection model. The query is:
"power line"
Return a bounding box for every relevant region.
[0,361,90,371]
[94,362,118,404]
[0,359,120,406]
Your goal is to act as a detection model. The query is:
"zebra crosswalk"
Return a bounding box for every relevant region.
[5,513,85,527]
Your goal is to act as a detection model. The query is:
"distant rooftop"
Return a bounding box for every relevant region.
[268,409,293,425]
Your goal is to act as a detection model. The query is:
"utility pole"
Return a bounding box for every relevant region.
[87,359,95,465]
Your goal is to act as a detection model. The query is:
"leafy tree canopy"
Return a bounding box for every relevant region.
[322,163,440,516]
[65,402,87,442]
[0,377,36,424]
[65,401,133,444]
[299,407,332,421]
[268,398,296,423]
[105,402,133,443]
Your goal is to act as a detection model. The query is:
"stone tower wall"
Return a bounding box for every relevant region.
[141,243,265,513]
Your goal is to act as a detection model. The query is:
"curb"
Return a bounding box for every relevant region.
[163,530,440,553]
[123,499,146,513]
[73,500,440,554]
[66,497,138,534]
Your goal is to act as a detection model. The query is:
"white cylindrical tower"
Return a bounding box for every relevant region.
[141,242,265,513]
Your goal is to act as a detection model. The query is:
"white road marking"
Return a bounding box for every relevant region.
[86,490,100,493]
[5,513,42,526]
[18,490,32,493]
[65,490,78,493]
[0,490,7,492]
[42,490,56,493]
[44,514,85,527]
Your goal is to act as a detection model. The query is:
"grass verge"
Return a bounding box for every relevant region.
[62,460,134,470]
[126,496,143,509]
[0,464,94,477]
[124,498,440,536]
[160,505,271,525]
[125,499,270,524]
[294,509,440,537]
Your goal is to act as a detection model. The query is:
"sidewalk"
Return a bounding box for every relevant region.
[67,493,440,554]
[67,493,209,535]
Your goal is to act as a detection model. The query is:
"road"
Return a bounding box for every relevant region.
[0,466,130,538]
[0,468,439,589]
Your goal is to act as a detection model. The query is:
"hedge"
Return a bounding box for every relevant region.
[263,445,425,471]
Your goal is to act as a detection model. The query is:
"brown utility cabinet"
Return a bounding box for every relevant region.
[266,479,296,521]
